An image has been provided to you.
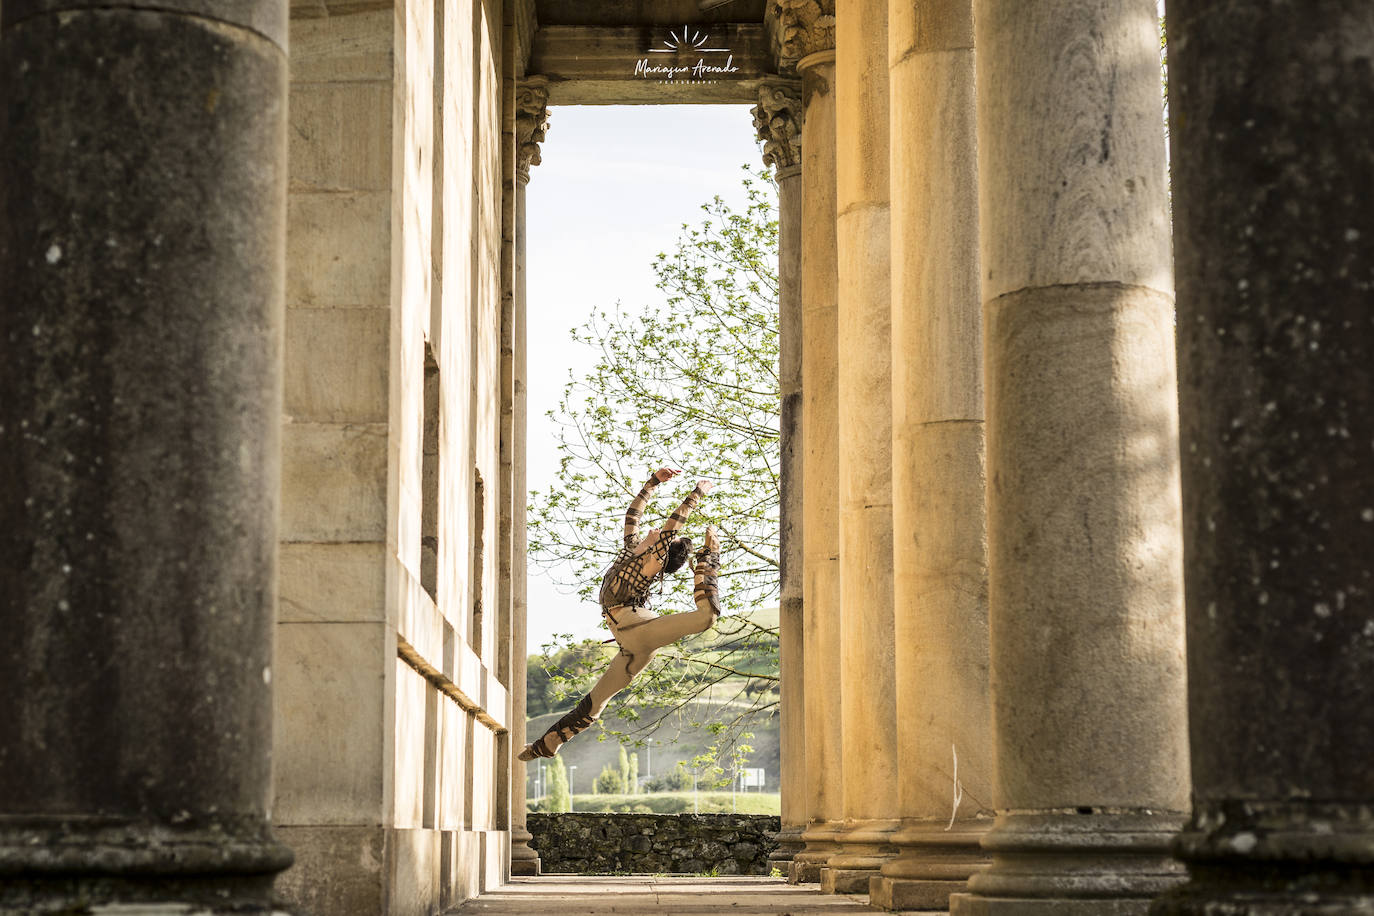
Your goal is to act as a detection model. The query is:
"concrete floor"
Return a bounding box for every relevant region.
[449,876,890,915]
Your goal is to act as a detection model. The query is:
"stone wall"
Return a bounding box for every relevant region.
[528,814,780,875]
[274,3,512,913]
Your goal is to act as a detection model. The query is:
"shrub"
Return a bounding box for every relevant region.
[595,763,625,795]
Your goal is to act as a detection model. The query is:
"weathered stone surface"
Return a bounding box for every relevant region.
[527,815,780,876]
[279,422,388,542]
[955,1,1187,912]
[831,0,897,888]
[0,4,290,910]
[278,542,387,623]
[795,46,842,885]
[1154,0,1374,912]
[273,622,388,824]
[272,824,386,916]
[883,1,992,908]
[289,81,392,192]
[284,307,389,423]
[286,191,391,307]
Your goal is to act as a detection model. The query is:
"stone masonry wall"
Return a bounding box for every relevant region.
[528,814,780,875]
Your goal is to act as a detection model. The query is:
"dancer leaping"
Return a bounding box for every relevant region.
[518,468,722,761]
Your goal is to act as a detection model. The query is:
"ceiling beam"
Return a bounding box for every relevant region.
[529,24,774,105]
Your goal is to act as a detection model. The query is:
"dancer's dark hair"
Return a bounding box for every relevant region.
[663,536,692,574]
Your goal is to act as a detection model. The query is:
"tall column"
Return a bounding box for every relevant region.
[952,3,1189,913]
[508,77,549,878]
[1153,3,1374,913]
[872,0,992,910]
[754,80,807,872]
[790,33,842,888]
[0,2,293,911]
[825,0,898,895]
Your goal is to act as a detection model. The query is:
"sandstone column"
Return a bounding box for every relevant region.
[952,3,1189,913]
[1152,3,1374,912]
[754,80,807,872]
[509,77,550,878]
[824,0,899,895]
[872,0,993,909]
[790,33,842,887]
[0,1,293,911]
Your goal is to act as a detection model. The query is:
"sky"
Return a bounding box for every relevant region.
[523,104,765,651]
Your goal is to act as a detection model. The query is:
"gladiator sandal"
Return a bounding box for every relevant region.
[517,694,597,761]
[693,542,722,619]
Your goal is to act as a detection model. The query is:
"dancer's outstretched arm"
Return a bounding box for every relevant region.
[661,478,713,536]
[624,467,677,547]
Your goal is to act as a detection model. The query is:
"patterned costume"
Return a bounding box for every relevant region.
[519,473,721,761]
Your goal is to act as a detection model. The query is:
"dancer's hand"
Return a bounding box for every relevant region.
[654,467,680,483]
[704,525,720,553]
[695,479,714,495]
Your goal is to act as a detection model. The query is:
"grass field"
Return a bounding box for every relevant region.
[529,791,779,815]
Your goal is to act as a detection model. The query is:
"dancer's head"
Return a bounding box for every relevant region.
[664,536,692,574]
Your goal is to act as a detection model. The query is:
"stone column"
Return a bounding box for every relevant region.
[508,77,549,878]
[951,3,1189,914]
[0,2,293,911]
[872,0,993,910]
[790,41,842,887]
[753,79,807,873]
[824,0,899,895]
[1152,3,1374,913]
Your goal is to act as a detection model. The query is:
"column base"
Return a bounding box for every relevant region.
[769,823,806,872]
[790,820,842,884]
[951,812,1185,914]
[822,866,885,894]
[819,819,900,895]
[1151,801,1374,915]
[510,825,541,876]
[0,819,294,913]
[869,820,992,911]
[872,877,973,911]
[952,891,1156,915]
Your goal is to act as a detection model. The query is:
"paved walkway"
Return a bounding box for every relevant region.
[450,876,888,915]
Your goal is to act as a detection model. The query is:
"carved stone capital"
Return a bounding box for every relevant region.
[515,76,551,183]
[752,81,803,176]
[765,0,836,73]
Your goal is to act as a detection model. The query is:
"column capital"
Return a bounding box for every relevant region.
[515,76,551,185]
[765,0,836,73]
[752,80,803,178]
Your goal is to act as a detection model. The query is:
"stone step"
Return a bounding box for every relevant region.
[448,876,907,914]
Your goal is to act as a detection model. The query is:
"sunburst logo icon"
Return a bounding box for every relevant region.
[649,25,729,53]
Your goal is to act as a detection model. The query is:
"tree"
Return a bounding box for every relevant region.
[595,763,625,795]
[618,746,631,792]
[628,750,639,794]
[527,169,782,766]
[546,756,570,813]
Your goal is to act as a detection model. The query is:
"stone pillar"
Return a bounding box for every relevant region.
[508,77,549,878]
[0,1,293,911]
[824,0,898,895]
[753,79,807,873]
[790,42,842,887]
[871,0,993,910]
[951,3,1189,913]
[1152,3,1374,913]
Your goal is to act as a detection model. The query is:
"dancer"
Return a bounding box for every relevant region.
[518,468,722,761]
